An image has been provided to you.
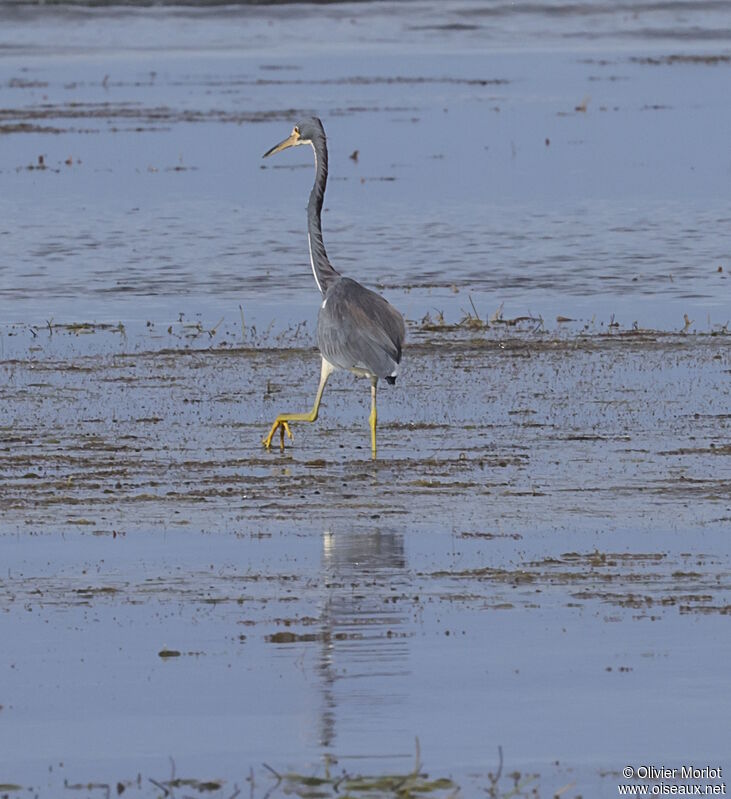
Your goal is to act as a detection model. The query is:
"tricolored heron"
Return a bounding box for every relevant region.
[261,117,405,459]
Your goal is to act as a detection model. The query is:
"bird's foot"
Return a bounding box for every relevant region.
[262,419,293,450]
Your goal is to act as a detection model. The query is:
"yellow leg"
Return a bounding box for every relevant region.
[262,359,334,450]
[369,378,378,460]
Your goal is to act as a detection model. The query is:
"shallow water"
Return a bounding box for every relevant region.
[1,1,730,335]
[1,324,729,795]
[1,1,730,796]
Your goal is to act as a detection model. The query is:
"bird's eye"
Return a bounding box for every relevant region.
[293,126,300,136]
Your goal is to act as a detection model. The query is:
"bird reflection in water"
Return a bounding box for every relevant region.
[315,529,410,755]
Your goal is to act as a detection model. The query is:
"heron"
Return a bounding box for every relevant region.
[261,117,405,459]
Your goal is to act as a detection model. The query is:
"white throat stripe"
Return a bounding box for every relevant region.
[307,232,323,294]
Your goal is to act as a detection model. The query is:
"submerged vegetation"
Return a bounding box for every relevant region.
[6,746,564,798]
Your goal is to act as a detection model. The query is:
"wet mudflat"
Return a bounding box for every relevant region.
[1,322,729,796]
[1,0,731,795]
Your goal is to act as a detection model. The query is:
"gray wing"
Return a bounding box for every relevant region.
[317,277,405,380]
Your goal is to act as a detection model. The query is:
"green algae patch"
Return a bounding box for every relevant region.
[272,770,459,798]
[166,778,222,792]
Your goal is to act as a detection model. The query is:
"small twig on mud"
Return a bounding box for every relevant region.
[148,778,171,797]
[460,295,488,330]
[247,767,255,799]
[468,294,481,323]
[490,302,504,324]
[261,763,282,799]
[208,316,224,339]
[486,745,504,798]
[504,775,538,798]
[239,304,246,342]
[413,736,422,776]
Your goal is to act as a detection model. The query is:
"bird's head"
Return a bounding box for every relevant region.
[263,117,325,158]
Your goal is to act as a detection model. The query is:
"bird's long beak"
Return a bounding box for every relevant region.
[263,130,300,159]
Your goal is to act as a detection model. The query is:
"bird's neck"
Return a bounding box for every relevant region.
[307,139,340,295]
